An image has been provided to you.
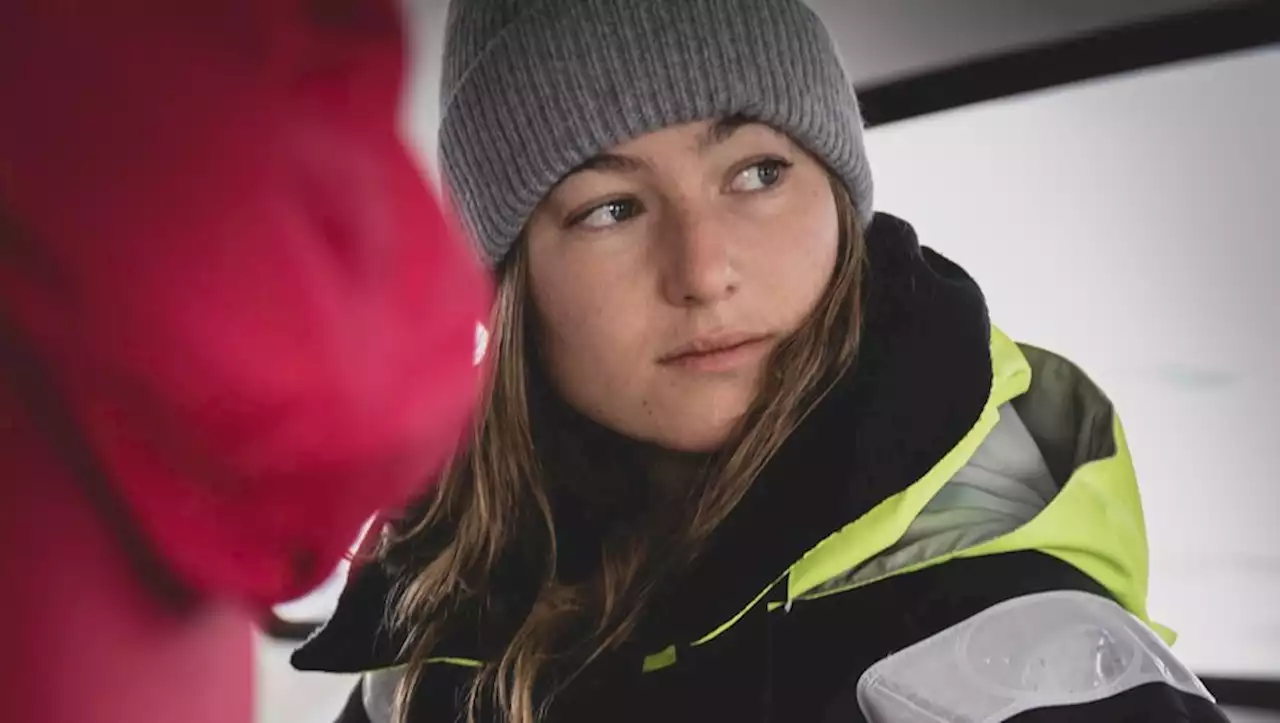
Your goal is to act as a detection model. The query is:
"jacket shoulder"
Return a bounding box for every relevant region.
[853,588,1222,722]
[790,552,1224,722]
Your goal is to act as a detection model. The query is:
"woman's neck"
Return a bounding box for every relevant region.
[532,384,711,523]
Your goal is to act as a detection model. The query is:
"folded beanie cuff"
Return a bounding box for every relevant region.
[439,0,874,266]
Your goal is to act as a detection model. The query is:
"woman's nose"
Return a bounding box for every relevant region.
[659,209,740,307]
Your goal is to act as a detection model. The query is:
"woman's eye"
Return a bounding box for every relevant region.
[730,158,792,193]
[572,199,641,230]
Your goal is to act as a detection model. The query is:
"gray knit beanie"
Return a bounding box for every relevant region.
[439,0,874,267]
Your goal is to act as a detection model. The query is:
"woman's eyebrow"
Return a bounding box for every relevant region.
[699,114,756,151]
[569,152,648,176]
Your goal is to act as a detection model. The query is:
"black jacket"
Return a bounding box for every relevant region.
[293,214,1226,723]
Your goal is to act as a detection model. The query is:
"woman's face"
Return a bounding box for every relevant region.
[525,119,840,452]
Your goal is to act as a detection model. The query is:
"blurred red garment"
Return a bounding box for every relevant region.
[0,2,489,722]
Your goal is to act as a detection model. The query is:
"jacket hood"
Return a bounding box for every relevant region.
[292,211,995,673]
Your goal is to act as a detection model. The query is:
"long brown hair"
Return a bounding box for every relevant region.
[381,177,867,723]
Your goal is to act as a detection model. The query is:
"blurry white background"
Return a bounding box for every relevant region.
[257,12,1280,721]
[864,44,1280,681]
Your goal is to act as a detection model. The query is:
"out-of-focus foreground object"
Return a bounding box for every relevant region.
[0,1,489,722]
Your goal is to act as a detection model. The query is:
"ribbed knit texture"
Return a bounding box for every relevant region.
[439,0,874,266]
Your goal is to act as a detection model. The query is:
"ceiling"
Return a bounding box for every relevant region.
[806,0,1245,85]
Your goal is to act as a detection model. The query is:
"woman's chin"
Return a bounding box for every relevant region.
[643,409,747,454]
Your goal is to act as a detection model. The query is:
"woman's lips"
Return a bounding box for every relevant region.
[658,334,772,373]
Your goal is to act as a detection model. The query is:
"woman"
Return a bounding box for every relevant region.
[293,1,1226,721]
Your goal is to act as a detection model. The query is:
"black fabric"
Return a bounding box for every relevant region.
[1006,681,1231,723]
[593,552,1116,723]
[368,553,1220,722]
[292,561,401,673]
